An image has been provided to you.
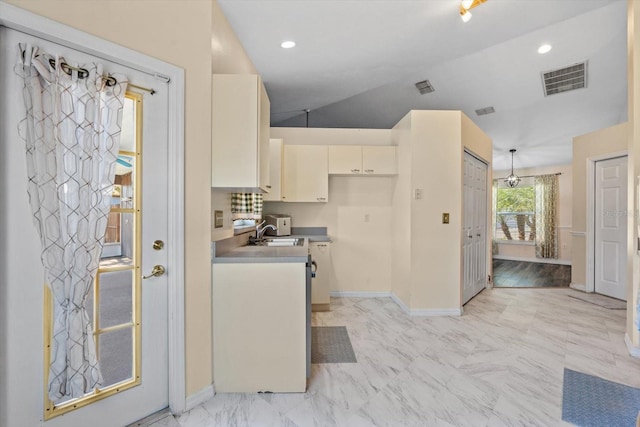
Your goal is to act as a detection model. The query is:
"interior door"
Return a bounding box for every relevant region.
[594,156,628,300]
[463,151,488,304]
[1,27,169,426]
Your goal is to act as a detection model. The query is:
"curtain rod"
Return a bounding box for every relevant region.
[45,57,156,95]
[494,172,562,180]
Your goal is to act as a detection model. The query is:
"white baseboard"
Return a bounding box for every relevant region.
[493,255,571,266]
[390,292,462,316]
[330,291,392,298]
[569,283,586,292]
[185,385,214,412]
[625,333,640,359]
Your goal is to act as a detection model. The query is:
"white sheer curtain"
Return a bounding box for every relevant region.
[18,44,127,401]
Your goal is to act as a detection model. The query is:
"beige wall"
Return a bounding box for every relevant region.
[265,127,394,294]
[4,0,257,396]
[494,164,573,264]
[571,123,628,287]
[391,111,492,311]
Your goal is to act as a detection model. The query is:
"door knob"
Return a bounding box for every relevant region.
[143,265,166,279]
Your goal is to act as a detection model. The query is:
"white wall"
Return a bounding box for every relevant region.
[493,164,573,265]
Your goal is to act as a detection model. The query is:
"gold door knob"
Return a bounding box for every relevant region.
[143,265,166,279]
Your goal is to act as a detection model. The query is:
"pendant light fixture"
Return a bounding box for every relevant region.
[504,149,520,188]
[459,0,487,22]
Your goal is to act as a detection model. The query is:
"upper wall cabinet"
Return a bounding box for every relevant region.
[212,74,270,192]
[328,145,397,176]
[263,138,283,202]
[282,145,328,202]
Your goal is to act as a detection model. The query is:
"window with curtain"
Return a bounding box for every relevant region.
[493,174,559,259]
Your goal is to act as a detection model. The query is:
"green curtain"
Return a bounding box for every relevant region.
[231,193,263,220]
[534,174,558,258]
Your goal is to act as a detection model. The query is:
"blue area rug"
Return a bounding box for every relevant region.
[562,368,640,427]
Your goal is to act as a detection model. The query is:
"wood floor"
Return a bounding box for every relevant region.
[492,259,571,288]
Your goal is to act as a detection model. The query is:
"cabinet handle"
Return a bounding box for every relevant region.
[365,169,374,173]
[351,169,360,173]
[317,197,326,201]
[266,185,272,189]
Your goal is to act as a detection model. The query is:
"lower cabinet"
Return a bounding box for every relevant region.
[310,241,332,311]
[212,262,307,392]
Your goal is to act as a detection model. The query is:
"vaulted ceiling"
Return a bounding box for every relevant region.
[217,0,627,170]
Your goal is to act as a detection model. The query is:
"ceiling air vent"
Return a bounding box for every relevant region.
[542,61,587,96]
[415,79,435,95]
[475,106,495,116]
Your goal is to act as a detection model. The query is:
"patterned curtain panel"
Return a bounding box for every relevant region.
[18,45,127,401]
[231,193,263,220]
[534,174,559,259]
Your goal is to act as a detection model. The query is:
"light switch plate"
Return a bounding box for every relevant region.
[442,213,450,224]
[214,210,223,228]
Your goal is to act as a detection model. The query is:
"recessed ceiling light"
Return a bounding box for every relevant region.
[538,44,552,54]
[281,41,296,49]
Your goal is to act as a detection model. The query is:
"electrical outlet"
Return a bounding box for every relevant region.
[414,189,422,200]
[364,214,370,223]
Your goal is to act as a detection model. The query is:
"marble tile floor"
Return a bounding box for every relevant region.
[155,288,640,427]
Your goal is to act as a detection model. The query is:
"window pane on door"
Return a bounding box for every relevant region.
[98,270,134,329]
[98,328,133,386]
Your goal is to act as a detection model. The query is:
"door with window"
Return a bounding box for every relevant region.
[462,151,488,304]
[594,156,628,301]
[1,27,169,426]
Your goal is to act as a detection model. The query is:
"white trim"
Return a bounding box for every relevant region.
[625,333,640,358]
[570,283,587,292]
[390,292,463,316]
[571,231,587,237]
[0,1,187,416]
[330,291,392,298]
[184,385,215,412]
[586,151,628,294]
[493,255,571,266]
[494,240,535,246]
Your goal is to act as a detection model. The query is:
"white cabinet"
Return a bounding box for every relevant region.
[212,262,307,392]
[328,145,362,174]
[212,74,270,192]
[263,138,283,201]
[362,146,397,175]
[310,242,332,311]
[282,145,328,202]
[328,145,397,175]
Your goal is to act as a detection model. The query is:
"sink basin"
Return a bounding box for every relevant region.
[262,238,304,247]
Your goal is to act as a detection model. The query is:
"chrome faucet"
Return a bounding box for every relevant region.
[255,220,278,239]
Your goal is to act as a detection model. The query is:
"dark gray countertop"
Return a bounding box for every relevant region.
[212,227,331,264]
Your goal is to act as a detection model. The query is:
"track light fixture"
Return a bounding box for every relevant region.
[460,0,487,22]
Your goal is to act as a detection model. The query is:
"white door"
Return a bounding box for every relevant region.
[462,151,488,304]
[1,27,169,426]
[594,156,628,300]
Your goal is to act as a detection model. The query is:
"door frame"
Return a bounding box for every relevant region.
[586,151,627,294]
[0,2,187,414]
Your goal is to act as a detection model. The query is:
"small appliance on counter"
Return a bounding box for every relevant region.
[264,214,291,236]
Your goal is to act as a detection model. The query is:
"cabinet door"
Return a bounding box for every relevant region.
[328,145,362,174]
[362,146,397,175]
[263,138,282,201]
[310,242,331,306]
[282,145,328,202]
[211,74,270,192]
[258,80,271,191]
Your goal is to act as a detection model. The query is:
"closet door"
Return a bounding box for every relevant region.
[462,151,488,304]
